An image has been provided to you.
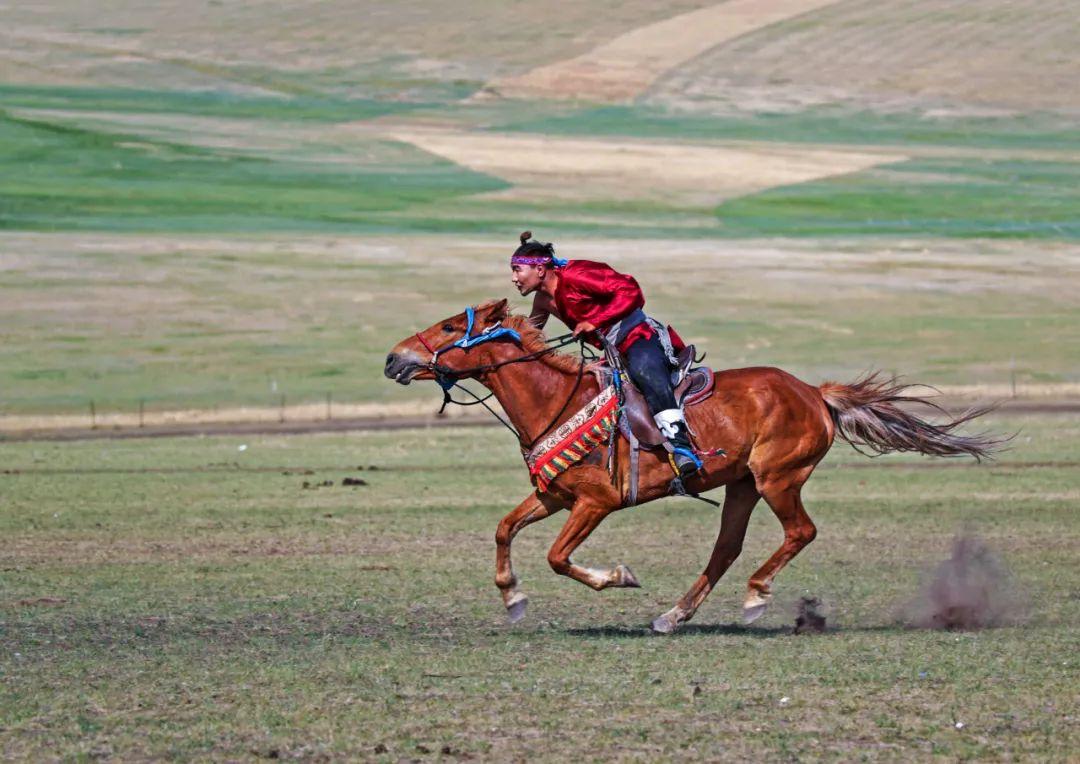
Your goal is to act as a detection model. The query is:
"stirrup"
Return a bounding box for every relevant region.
[667,444,727,509]
[667,446,701,478]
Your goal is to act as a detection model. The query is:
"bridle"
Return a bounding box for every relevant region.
[414,306,526,373]
[414,306,595,450]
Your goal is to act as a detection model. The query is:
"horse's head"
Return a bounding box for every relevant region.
[384,298,518,386]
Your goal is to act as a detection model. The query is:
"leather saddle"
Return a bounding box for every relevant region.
[587,344,715,449]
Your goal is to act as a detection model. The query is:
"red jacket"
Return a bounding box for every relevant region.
[553,260,684,353]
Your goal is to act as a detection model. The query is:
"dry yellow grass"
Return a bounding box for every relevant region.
[652,0,1080,112]
[3,0,1074,112]
[0,0,717,89]
[0,400,464,434]
[487,0,842,102]
[4,382,1078,436]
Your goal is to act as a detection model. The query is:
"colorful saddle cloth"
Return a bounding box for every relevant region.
[525,386,618,492]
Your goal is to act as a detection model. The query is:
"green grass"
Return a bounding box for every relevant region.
[0,84,429,122]
[715,157,1080,239]
[494,104,1080,152]
[3,90,1080,240]
[0,109,508,233]
[490,105,1080,239]
[1,412,1077,759]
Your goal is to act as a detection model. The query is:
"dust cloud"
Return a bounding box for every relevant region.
[900,534,1026,630]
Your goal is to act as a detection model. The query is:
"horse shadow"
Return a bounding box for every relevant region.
[565,622,899,639]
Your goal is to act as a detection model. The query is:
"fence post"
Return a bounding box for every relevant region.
[89,400,97,429]
[325,391,332,421]
[1010,358,1017,398]
[139,399,145,428]
[279,394,286,423]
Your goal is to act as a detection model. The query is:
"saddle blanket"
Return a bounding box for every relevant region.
[526,386,617,492]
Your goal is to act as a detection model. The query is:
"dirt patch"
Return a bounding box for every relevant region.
[11,597,68,608]
[486,0,843,102]
[899,534,1026,630]
[388,127,902,204]
[302,479,334,489]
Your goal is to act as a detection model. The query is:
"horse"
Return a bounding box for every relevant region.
[384,298,1001,634]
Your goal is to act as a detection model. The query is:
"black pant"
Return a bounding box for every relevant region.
[623,333,676,414]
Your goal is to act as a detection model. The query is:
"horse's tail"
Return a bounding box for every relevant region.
[818,372,1004,461]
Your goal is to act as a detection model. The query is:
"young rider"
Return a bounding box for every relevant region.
[509,231,700,478]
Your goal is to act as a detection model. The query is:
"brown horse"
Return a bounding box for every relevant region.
[384,299,1000,634]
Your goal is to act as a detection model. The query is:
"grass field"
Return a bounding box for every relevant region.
[3,2,1079,757]
[650,0,1080,112]
[3,10,1078,423]
[3,234,1077,419]
[2,82,1078,425]
[2,412,1077,759]
[4,91,1079,240]
[0,100,507,234]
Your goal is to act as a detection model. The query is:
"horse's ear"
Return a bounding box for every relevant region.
[482,298,510,320]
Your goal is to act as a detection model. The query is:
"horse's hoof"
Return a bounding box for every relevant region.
[651,605,690,634]
[613,564,641,588]
[506,594,528,624]
[650,613,680,635]
[743,592,771,624]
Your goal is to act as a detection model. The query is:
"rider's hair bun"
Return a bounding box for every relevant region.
[519,230,532,245]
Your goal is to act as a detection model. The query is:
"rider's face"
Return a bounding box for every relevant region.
[510,263,544,296]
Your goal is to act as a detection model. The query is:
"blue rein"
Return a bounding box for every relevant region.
[451,306,522,351]
[433,306,522,390]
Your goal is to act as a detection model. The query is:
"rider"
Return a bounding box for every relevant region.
[509,231,700,478]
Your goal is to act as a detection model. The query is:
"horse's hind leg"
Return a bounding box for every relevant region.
[547,499,639,591]
[496,494,560,623]
[652,476,760,634]
[743,471,817,623]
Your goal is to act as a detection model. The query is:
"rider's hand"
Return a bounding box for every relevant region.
[573,321,597,338]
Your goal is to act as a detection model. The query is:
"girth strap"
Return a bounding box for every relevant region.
[618,414,640,508]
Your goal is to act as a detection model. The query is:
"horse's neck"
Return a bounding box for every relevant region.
[484,352,596,448]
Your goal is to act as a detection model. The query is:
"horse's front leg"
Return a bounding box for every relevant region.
[546,499,640,591]
[496,493,560,623]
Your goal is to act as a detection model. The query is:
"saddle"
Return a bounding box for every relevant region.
[587,344,715,448]
[586,344,716,507]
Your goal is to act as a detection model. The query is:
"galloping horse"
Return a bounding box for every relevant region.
[384,299,1000,634]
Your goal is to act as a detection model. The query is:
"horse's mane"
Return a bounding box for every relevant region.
[504,314,583,374]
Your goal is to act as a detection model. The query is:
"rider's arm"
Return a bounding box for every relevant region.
[527,299,550,330]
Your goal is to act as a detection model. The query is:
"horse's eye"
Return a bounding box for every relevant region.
[442,323,454,333]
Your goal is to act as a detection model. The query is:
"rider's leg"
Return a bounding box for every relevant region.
[623,333,676,411]
[623,334,698,477]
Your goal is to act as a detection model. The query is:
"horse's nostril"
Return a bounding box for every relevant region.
[385,353,395,368]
